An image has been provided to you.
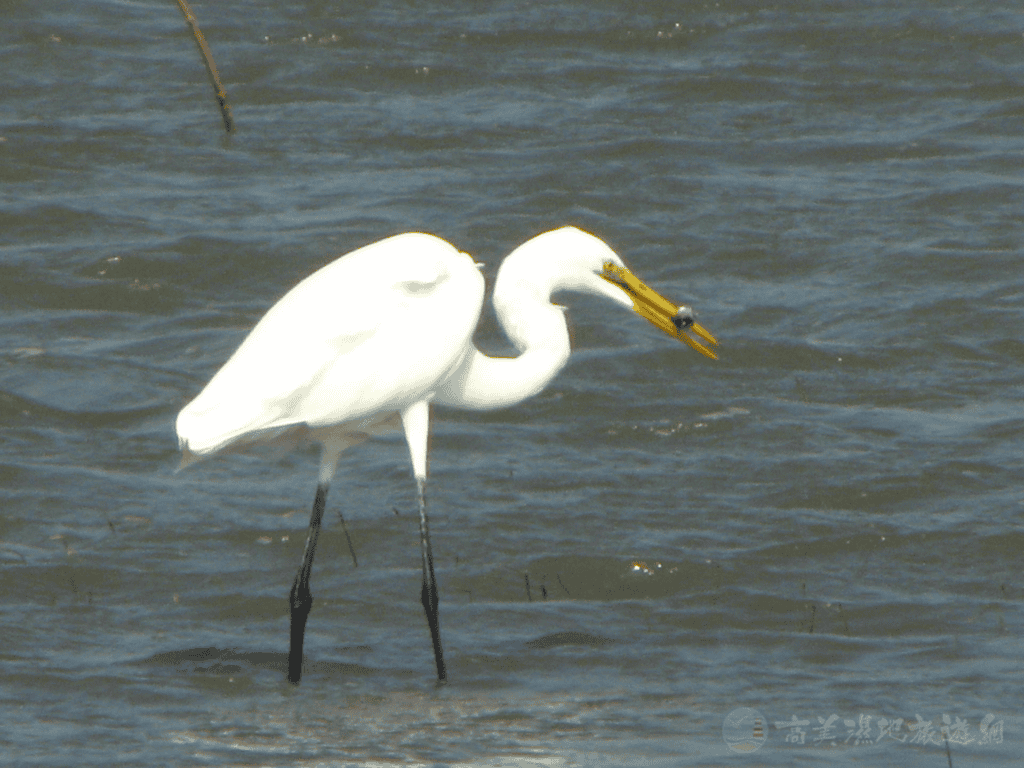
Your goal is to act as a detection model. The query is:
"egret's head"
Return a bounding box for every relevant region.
[497,226,718,359]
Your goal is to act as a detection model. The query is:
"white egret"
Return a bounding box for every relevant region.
[176,226,716,683]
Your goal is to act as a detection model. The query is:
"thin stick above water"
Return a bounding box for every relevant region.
[175,0,235,133]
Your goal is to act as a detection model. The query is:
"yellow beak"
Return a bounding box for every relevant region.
[601,261,718,360]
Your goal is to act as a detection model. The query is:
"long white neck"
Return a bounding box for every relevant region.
[434,292,570,412]
[434,241,574,411]
[434,227,629,412]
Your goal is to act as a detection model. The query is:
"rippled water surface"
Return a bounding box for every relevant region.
[2,1,1023,765]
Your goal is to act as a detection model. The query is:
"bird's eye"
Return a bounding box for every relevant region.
[601,261,625,286]
[672,307,695,331]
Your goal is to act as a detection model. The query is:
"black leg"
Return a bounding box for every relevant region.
[416,477,447,682]
[288,483,328,683]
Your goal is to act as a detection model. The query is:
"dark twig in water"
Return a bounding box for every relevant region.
[336,510,358,568]
[808,604,816,634]
[945,732,954,768]
[524,572,532,602]
[174,0,235,132]
[556,573,571,597]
